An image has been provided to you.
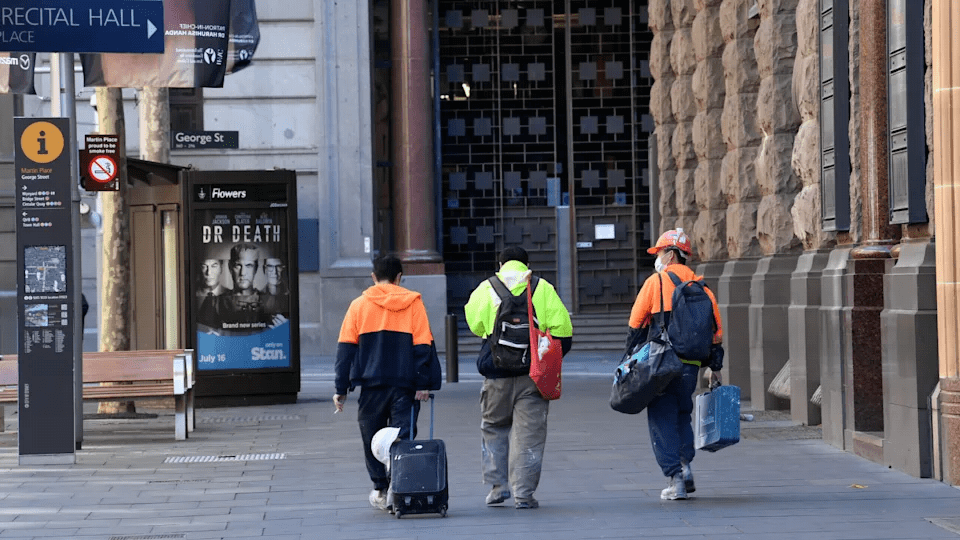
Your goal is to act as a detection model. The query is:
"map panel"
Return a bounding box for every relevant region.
[23,245,66,293]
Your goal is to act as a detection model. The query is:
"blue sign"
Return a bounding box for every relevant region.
[197,322,291,371]
[0,0,164,53]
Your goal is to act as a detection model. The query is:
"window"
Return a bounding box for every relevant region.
[820,0,851,231]
[169,88,204,132]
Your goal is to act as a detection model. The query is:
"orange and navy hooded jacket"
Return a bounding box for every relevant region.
[335,283,442,395]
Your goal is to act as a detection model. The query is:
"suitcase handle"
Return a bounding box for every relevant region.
[409,393,435,441]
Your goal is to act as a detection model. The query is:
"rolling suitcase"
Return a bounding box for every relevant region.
[694,384,741,452]
[390,394,448,518]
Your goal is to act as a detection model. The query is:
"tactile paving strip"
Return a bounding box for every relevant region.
[163,453,286,463]
[198,414,302,424]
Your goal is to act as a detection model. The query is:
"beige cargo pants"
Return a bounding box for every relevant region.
[480,375,549,502]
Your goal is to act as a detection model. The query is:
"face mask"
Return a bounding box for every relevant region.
[654,255,666,273]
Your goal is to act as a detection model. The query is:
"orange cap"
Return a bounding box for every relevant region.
[647,228,692,256]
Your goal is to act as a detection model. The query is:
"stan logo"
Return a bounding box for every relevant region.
[251,347,286,361]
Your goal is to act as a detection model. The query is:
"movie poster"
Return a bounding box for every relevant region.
[193,206,291,370]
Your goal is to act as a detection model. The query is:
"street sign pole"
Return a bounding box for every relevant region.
[50,52,84,451]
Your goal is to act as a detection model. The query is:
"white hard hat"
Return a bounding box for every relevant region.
[371,427,401,466]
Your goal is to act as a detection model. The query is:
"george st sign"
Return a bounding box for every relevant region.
[0,0,164,53]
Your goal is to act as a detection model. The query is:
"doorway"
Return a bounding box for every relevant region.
[437,0,655,314]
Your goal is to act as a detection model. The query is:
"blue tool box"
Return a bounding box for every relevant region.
[694,385,741,452]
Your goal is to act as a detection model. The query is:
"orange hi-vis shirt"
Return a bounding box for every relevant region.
[628,263,723,344]
[337,283,434,347]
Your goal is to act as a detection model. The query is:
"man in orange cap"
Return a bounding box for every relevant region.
[628,228,724,501]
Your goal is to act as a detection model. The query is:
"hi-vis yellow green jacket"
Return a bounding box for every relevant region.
[464,260,573,378]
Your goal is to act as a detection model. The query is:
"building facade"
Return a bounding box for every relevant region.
[1,0,959,484]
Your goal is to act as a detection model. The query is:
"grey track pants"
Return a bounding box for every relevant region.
[480,375,549,501]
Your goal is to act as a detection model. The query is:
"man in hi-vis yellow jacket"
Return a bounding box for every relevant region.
[465,246,572,510]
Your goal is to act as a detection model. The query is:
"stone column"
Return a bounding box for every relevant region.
[391,0,441,269]
[668,0,699,236]
[753,0,801,255]
[787,0,831,425]
[788,250,829,424]
[820,247,852,448]
[719,259,757,397]
[649,0,679,233]
[387,0,446,354]
[845,1,899,448]
[749,0,801,411]
[846,2,862,243]
[820,0,862,452]
[932,0,960,486]
[790,0,828,251]
[880,243,938,478]
[877,0,938,480]
[692,0,727,261]
[716,0,761,394]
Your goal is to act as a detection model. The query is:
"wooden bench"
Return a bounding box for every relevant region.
[0,349,196,441]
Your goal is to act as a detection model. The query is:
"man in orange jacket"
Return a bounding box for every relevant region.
[628,228,724,501]
[333,255,442,511]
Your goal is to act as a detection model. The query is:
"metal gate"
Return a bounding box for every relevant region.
[438,0,653,314]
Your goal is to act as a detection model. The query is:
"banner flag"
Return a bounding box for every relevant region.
[226,0,260,74]
[81,0,231,88]
[0,53,35,94]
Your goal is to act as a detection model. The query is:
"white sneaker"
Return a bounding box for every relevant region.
[660,473,688,500]
[486,485,510,505]
[681,462,696,493]
[369,488,390,511]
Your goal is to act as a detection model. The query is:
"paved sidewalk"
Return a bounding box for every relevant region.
[0,354,957,539]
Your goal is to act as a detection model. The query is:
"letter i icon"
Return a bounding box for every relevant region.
[37,131,48,155]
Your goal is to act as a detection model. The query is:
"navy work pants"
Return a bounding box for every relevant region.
[646,363,700,478]
[357,386,420,490]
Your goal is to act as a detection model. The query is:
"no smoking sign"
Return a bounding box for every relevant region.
[88,155,117,183]
[81,134,120,191]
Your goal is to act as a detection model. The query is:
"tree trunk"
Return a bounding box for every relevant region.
[96,87,134,414]
[139,88,170,163]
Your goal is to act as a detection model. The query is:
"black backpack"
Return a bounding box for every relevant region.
[665,271,716,362]
[487,276,540,372]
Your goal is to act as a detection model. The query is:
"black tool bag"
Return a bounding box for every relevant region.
[610,274,683,414]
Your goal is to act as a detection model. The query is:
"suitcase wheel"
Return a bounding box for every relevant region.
[440,505,447,517]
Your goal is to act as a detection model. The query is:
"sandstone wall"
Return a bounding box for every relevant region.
[847,2,862,243]
[650,0,680,236]
[692,0,728,260]
[719,0,761,258]
[669,0,700,246]
[925,0,934,237]
[789,0,832,250]
[754,0,801,255]
[650,0,809,260]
